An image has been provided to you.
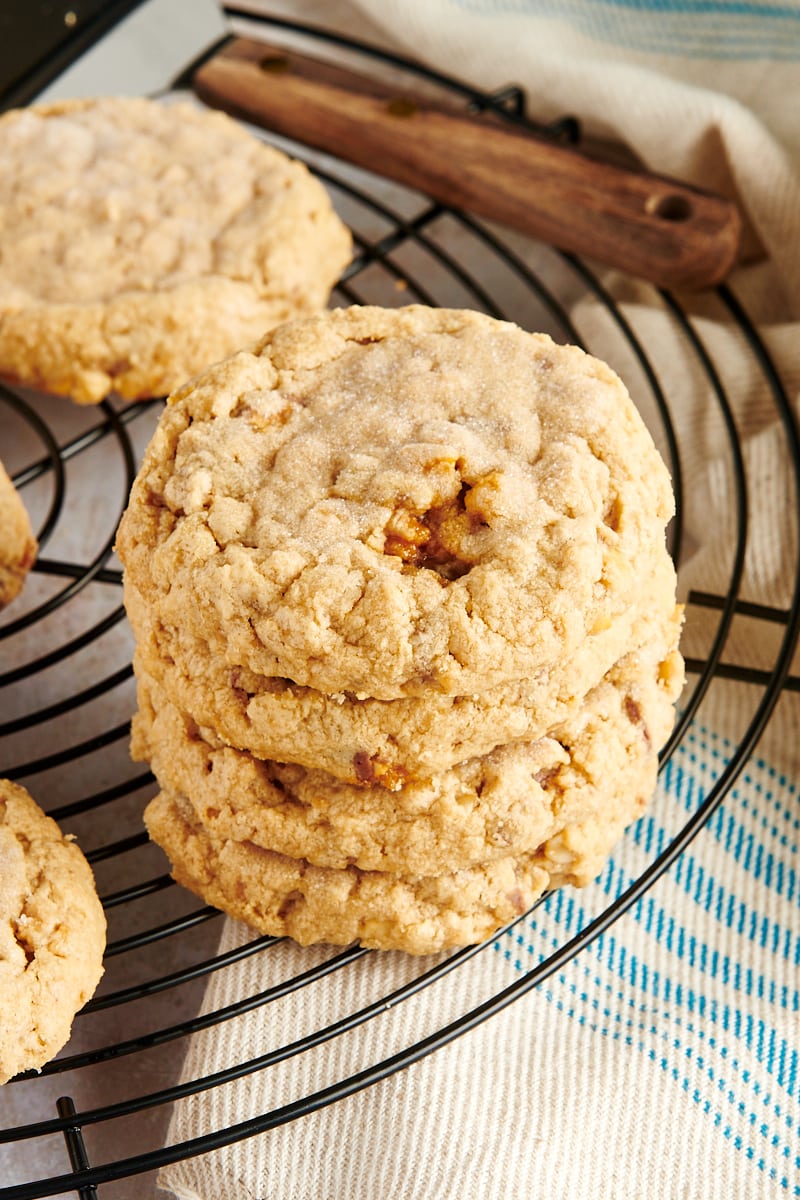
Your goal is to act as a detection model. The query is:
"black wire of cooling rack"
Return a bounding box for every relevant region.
[1,15,800,1199]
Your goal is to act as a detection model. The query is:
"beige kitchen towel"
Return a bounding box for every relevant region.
[157,2,800,1197]
[159,713,800,1199]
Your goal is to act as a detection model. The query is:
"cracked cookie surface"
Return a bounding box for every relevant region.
[0,780,106,1084]
[133,611,683,876]
[117,305,676,699]
[125,553,677,786]
[145,751,652,954]
[0,97,351,403]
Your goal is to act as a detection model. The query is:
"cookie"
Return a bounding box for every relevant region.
[0,779,106,1084]
[116,305,676,700]
[0,97,351,403]
[144,764,650,954]
[125,555,677,787]
[132,610,683,875]
[0,460,37,608]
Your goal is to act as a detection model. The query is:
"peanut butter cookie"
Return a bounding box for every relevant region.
[0,780,105,1084]
[144,763,652,954]
[132,610,683,876]
[0,97,350,403]
[117,305,676,700]
[125,558,677,787]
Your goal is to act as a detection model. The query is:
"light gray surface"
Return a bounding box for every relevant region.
[38,0,227,102]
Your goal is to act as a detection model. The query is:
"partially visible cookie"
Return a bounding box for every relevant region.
[0,460,37,609]
[0,97,351,403]
[125,556,678,787]
[132,611,683,875]
[117,305,676,700]
[0,779,105,1084]
[144,762,649,954]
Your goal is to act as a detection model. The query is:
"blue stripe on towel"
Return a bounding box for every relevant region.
[497,917,800,1191]
[495,726,800,1191]
[452,0,800,59]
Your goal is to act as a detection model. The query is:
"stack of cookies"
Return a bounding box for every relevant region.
[117,305,684,954]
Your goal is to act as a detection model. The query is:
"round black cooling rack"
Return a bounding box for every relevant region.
[2,14,800,1199]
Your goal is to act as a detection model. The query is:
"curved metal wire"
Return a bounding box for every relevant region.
[0,400,136,640]
[0,386,64,552]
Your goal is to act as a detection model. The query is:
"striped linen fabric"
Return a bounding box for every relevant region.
[495,726,800,1195]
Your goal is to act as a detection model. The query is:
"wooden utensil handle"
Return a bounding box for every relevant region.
[194,37,741,290]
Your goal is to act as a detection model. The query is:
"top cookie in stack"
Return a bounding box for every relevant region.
[117,305,684,953]
[0,97,351,404]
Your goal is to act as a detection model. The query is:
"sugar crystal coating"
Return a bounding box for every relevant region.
[0,97,351,402]
[118,305,675,699]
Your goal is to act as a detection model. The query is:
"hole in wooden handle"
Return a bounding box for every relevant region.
[386,98,418,118]
[646,193,694,222]
[259,55,290,74]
